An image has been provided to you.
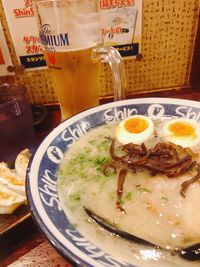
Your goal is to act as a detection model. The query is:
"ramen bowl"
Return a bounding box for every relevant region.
[27,98,200,267]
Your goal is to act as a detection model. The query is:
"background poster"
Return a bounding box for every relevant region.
[100,0,142,58]
[2,0,46,70]
[0,21,13,76]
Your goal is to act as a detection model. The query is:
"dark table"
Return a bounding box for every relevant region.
[0,88,200,267]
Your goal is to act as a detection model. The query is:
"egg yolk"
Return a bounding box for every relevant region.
[169,122,195,137]
[125,118,148,134]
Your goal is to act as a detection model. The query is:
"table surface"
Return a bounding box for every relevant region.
[1,88,200,267]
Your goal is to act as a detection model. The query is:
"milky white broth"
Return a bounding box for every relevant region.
[57,122,200,267]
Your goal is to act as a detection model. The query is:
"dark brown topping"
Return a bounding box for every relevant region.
[104,140,200,211]
[180,163,200,197]
[116,169,127,213]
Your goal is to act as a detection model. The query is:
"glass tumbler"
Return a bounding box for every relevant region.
[0,83,35,162]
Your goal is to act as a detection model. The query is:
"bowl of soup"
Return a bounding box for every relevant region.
[27,98,200,267]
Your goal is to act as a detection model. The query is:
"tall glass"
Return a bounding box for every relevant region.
[0,83,35,162]
[34,0,126,120]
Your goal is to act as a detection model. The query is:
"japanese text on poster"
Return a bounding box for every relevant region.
[100,0,142,58]
[0,21,13,76]
[2,0,46,70]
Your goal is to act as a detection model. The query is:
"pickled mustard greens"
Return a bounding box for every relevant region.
[57,123,200,267]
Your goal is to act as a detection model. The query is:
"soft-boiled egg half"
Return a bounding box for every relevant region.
[162,118,200,148]
[116,115,154,145]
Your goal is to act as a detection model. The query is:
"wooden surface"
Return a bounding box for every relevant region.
[0,88,200,267]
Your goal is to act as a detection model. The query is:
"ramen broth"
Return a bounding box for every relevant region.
[57,122,200,267]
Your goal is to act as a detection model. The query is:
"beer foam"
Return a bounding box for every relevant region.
[37,2,101,51]
[63,10,101,50]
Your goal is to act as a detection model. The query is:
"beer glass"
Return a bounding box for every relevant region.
[34,0,126,120]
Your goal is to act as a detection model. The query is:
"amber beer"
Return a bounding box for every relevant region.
[44,46,101,119]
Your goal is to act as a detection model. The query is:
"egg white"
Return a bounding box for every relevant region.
[115,115,154,145]
[162,118,200,148]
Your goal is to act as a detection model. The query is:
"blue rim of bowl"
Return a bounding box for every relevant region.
[26,97,200,267]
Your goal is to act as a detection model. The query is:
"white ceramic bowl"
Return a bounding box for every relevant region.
[27,98,200,267]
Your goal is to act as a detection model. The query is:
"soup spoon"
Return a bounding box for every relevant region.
[84,207,200,261]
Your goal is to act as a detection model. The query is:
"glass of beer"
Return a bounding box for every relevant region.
[34,0,126,120]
